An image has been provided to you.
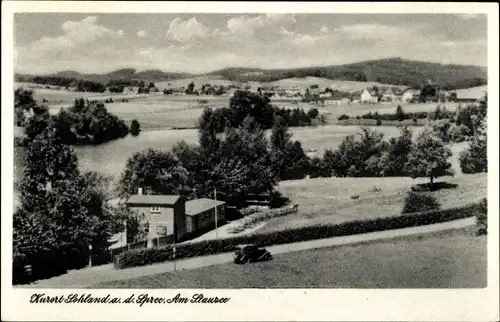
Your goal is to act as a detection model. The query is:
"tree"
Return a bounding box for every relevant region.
[228,90,274,129]
[118,148,190,197]
[308,157,331,178]
[213,117,278,204]
[325,128,387,177]
[419,84,437,102]
[14,124,109,281]
[80,171,114,255]
[130,119,141,136]
[459,120,487,174]
[434,105,442,120]
[373,126,413,176]
[404,128,454,184]
[172,140,203,196]
[395,105,405,122]
[111,203,145,244]
[307,108,319,119]
[269,117,309,180]
[185,82,195,94]
[15,88,36,126]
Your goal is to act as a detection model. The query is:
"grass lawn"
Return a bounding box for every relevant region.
[262,173,486,233]
[96,227,486,288]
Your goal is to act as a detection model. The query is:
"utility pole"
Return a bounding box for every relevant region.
[214,188,218,239]
[172,230,176,272]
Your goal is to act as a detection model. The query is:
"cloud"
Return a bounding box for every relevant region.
[137,30,148,38]
[226,13,296,37]
[25,15,124,55]
[166,17,210,42]
[458,14,484,20]
[336,24,409,40]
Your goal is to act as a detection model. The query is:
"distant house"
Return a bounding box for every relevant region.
[351,94,361,103]
[185,198,227,237]
[323,91,351,105]
[360,89,379,104]
[456,86,487,103]
[381,87,399,102]
[402,89,421,102]
[123,87,140,94]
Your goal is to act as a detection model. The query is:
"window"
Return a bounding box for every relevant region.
[150,206,160,213]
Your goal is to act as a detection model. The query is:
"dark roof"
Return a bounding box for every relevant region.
[186,198,226,216]
[126,194,181,206]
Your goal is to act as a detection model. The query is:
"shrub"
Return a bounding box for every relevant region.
[338,114,350,121]
[376,119,382,126]
[115,201,483,269]
[130,119,141,136]
[476,198,487,235]
[402,191,441,214]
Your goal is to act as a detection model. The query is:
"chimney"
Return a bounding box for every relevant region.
[138,187,143,195]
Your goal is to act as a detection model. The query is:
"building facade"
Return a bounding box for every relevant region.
[185,198,227,237]
[361,89,379,104]
[125,192,186,242]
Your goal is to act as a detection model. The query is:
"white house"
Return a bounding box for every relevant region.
[360,89,378,104]
[402,89,421,102]
[381,87,399,102]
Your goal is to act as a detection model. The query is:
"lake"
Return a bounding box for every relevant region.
[14,124,424,185]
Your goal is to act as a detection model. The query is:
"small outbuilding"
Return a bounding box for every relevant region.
[185,198,226,237]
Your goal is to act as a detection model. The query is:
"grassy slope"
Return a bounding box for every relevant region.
[96,227,486,288]
[264,172,486,233]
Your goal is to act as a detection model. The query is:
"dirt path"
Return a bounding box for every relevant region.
[23,217,475,288]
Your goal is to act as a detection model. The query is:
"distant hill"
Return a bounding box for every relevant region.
[15,58,487,90]
[206,58,487,89]
[15,69,194,87]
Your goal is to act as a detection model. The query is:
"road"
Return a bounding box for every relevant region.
[23,217,475,288]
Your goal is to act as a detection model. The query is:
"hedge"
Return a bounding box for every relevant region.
[114,201,484,269]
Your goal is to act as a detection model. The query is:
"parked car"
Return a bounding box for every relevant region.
[233,244,272,264]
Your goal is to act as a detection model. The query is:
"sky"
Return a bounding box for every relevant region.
[14,13,488,75]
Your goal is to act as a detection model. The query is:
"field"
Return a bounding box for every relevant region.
[456,85,488,98]
[268,76,408,92]
[18,81,465,131]
[155,76,236,89]
[96,227,486,288]
[257,171,486,234]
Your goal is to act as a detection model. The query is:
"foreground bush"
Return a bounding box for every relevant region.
[402,191,441,214]
[476,198,487,236]
[115,201,484,269]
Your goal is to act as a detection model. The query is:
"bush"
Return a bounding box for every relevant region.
[115,201,483,269]
[476,198,487,235]
[402,191,441,214]
[130,119,141,136]
[338,114,350,121]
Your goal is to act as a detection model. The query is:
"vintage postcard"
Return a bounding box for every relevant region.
[2,1,499,321]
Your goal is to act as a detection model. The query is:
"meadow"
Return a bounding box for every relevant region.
[269,76,408,92]
[262,172,486,233]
